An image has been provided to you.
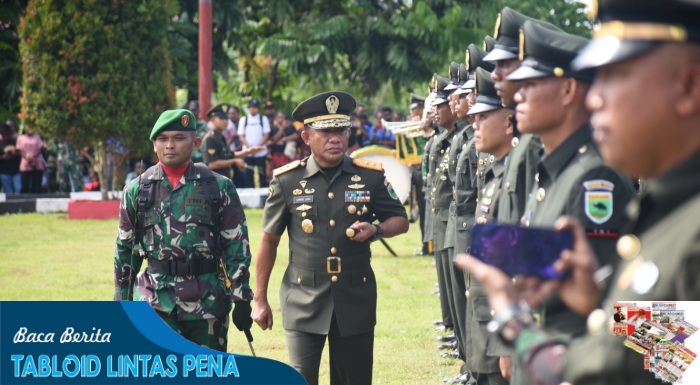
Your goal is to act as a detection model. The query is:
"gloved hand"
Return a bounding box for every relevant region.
[232,301,253,331]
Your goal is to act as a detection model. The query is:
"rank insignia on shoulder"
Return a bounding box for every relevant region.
[273,160,302,177]
[207,149,216,155]
[352,158,383,171]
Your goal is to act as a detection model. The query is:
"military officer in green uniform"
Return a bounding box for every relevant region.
[202,104,262,183]
[457,1,700,384]
[471,67,514,225]
[484,10,565,380]
[428,75,458,338]
[114,109,254,352]
[251,91,409,385]
[460,67,515,385]
[442,65,474,380]
[447,43,499,385]
[430,75,466,368]
[509,20,635,283]
[485,7,560,225]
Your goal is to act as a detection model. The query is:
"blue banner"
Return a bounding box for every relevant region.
[0,302,306,384]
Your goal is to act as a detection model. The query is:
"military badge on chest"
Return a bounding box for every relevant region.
[583,179,615,224]
[295,179,315,233]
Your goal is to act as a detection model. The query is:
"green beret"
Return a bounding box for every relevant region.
[150,109,196,140]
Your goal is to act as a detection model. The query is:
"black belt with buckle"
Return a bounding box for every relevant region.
[148,258,218,276]
[291,252,371,273]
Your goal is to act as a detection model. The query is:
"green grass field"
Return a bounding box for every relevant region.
[0,210,461,384]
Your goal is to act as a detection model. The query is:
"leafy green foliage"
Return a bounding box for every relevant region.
[0,0,27,123]
[19,1,175,198]
[20,0,174,152]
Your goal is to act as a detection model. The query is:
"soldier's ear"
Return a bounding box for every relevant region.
[504,111,514,137]
[300,129,311,144]
[152,141,157,152]
[193,135,202,150]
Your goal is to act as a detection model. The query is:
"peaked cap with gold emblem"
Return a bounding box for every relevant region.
[573,0,700,70]
[431,74,451,106]
[149,109,196,140]
[445,62,462,91]
[507,20,594,83]
[468,67,504,116]
[292,91,356,129]
[484,7,562,62]
[206,103,231,119]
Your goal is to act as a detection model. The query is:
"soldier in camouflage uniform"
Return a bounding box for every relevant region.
[114,109,253,352]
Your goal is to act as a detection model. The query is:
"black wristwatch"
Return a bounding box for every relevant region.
[370,224,383,242]
[487,300,535,345]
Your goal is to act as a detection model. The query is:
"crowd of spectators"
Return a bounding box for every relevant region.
[0,100,403,193]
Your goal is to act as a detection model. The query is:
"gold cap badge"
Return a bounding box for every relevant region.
[326,95,339,114]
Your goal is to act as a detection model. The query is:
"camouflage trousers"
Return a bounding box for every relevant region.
[156,310,229,352]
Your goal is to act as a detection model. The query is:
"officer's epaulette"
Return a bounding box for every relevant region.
[352,158,383,172]
[273,160,302,176]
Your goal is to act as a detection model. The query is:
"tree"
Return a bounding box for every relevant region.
[0,0,27,123]
[20,0,174,199]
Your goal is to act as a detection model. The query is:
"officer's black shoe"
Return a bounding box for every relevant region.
[436,333,456,342]
[433,319,444,325]
[442,373,467,383]
[437,341,457,350]
[439,351,460,359]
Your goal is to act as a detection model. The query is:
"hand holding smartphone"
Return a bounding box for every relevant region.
[469,223,573,280]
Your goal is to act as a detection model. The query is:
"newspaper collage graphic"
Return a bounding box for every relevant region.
[613,302,700,383]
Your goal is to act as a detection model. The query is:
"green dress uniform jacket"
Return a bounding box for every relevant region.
[563,152,700,385]
[431,127,457,250]
[262,155,407,336]
[477,156,506,225]
[497,133,542,224]
[114,163,253,320]
[427,127,454,328]
[444,120,472,251]
[202,130,234,178]
[521,125,636,337]
[453,131,479,254]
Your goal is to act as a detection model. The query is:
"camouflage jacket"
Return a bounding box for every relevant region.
[114,163,253,320]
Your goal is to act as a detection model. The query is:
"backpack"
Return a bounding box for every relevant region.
[135,163,221,251]
[240,114,264,137]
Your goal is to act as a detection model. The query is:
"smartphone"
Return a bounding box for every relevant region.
[469,223,573,280]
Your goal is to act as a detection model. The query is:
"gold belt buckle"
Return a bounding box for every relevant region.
[327,257,341,274]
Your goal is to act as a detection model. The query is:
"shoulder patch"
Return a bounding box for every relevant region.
[273,160,302,177]
[352,158,383,171]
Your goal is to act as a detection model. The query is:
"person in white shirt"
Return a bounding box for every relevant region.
[238,98,271,187]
